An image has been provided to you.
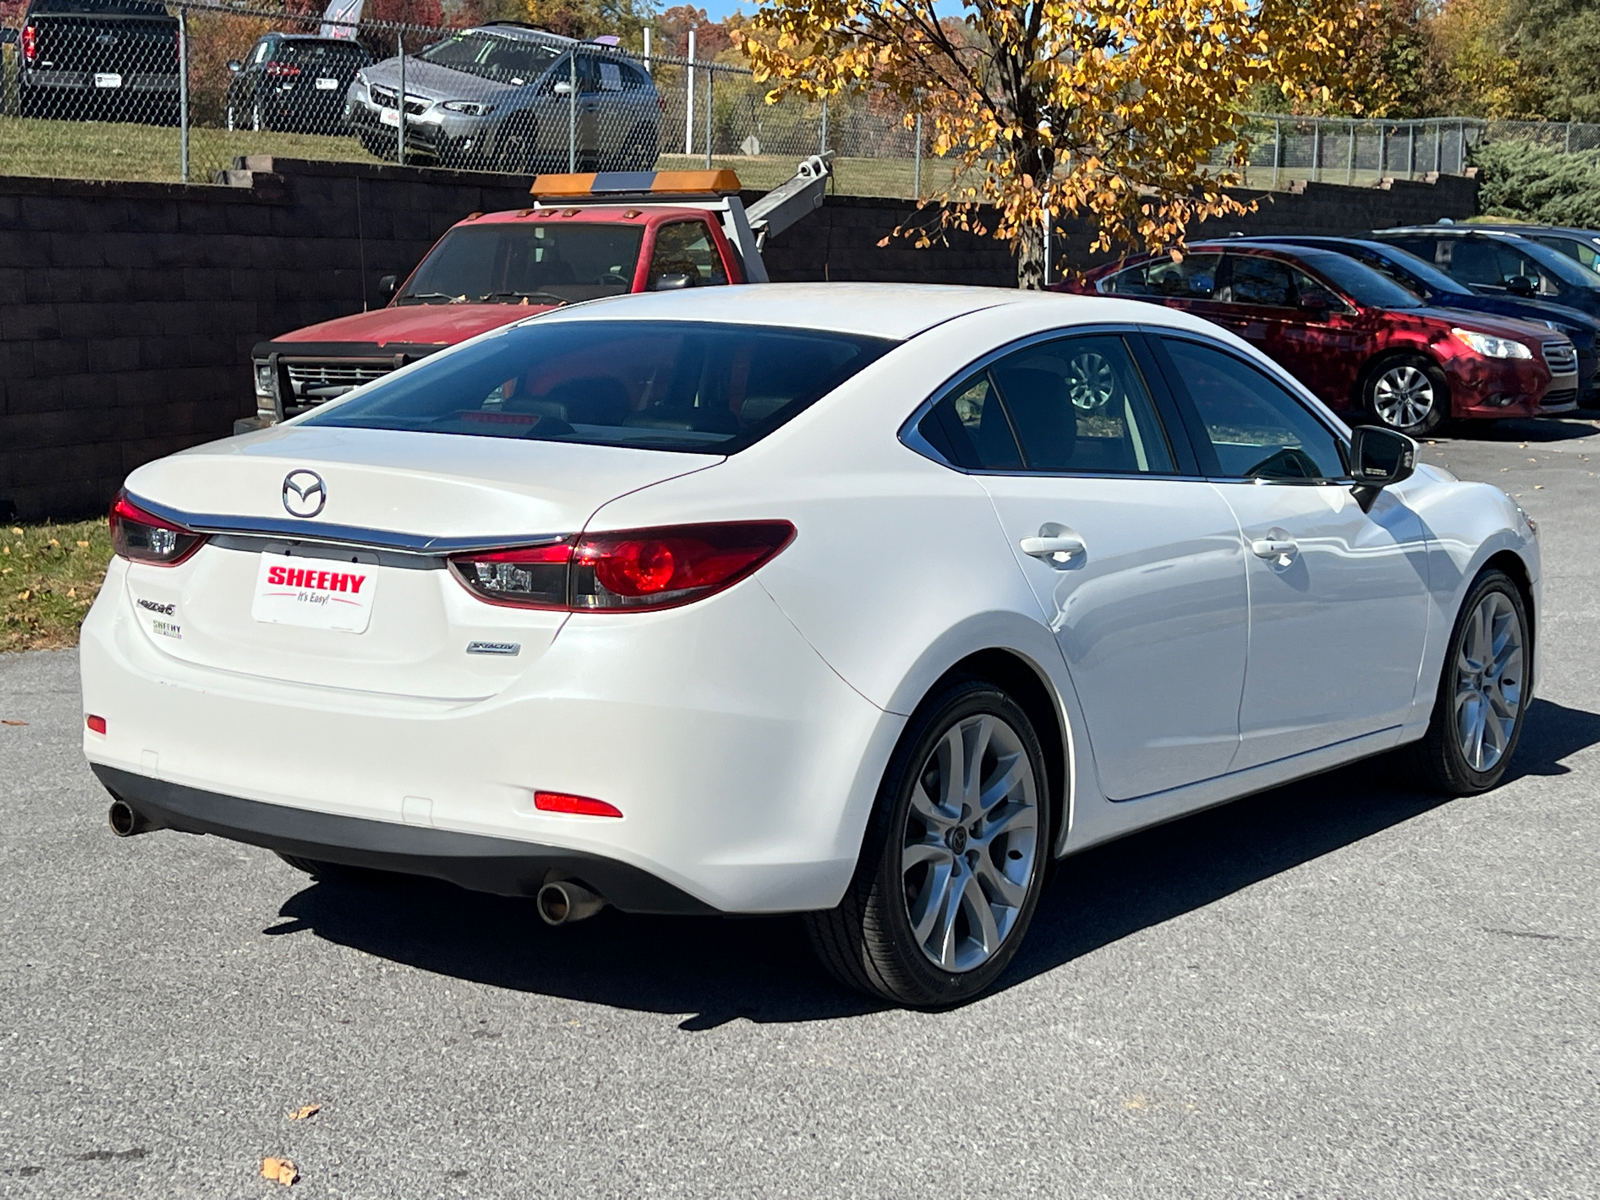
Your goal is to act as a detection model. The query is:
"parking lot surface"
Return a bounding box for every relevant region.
[2,417,1597,1199]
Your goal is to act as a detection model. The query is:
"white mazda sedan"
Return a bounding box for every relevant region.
[81,284,1538,1006]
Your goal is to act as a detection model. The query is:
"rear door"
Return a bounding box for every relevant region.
[1151,333,1430,770]
[917,330,1249,800]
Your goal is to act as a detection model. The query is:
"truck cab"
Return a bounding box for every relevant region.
[242,160,831,430]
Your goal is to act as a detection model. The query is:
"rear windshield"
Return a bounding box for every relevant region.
[302,320,897,454]
[398,223,645,305]
[277,41,367,68]
[417,30,559,84]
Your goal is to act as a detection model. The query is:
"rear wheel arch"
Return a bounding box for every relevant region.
[933,648,1070,854]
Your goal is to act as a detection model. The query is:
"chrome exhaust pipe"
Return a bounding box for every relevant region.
[107,798,157,838]
[536,879,607,926]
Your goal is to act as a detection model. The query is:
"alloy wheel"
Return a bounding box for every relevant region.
[1454,590,1524,772]
[1373,364,1435,429]
[901,713,1039,973]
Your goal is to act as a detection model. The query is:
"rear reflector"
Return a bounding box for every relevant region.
[109,493,207,567]
[86,715,107,735]
[449,522,795,612]
[534,790,623,818]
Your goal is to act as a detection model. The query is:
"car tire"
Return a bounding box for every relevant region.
[805,678,1053,1008]
[491,113,537,173]
[1364,353,1449,436]
[1403,567,1530,795]
[18,86,53,121]
[357,129,390,159]
[613,124,656,171]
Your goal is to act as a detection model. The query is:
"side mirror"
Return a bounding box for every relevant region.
[226,59,242,73]
[1505,274,1537,297]
[1348,425,1417,511]
[378,273,398,301]
[652,272,695,291]
[552,80,573,96]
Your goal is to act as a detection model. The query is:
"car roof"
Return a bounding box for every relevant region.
[1467,223,1600,237]
[531,282,1189,342]
[273,34,367,45]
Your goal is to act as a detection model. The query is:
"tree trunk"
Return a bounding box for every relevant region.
[1016,219,1046,290]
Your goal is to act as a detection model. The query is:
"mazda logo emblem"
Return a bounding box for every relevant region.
[282,469,327,518]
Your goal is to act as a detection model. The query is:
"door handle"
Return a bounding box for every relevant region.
[1020,533,1086,567]
[1251,537,1299,561]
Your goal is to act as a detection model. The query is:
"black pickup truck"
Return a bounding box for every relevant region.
[15,0,180,124]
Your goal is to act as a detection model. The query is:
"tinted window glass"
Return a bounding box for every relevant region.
[277,41,368,70]
[1102,253,1221,300]
[1162,338,1345,480]
[304,321,894,454]
[649,222,728,288]
[1222,255,1294,306]
[1537,235,1600,274]
[398,223,644,304]
[1352,245,1470,297]
[918,373,1024,470]
[990,337,1174,473]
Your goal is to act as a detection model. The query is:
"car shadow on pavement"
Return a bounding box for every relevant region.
[1443,416,1599,443]
[274,698,1599,1025]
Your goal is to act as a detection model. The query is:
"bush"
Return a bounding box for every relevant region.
[1473,139,1600,227]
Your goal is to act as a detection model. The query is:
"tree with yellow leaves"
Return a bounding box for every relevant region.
[742,0,1376,287]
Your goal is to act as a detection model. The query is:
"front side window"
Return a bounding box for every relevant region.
[918,335,1175,475]
[1161,338,1346,481]
[397,223,645,305]
[648,222,728,289]
[1221,255,1295,307]
[303,320,894,453]
[1102,253,1221,300]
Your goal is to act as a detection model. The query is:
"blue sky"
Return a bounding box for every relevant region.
[695,0,748,20]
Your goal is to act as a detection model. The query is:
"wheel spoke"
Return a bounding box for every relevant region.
[908,861,954,948]
[960,873,1002,957]
[902,840,953,872]
[911,778,955,831]
[935,868,966,969]
[973,851,1028,909]
[977,752,1026,815]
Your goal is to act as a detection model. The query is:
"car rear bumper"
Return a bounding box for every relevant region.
[94,764,714,913]
[80,558,900,914]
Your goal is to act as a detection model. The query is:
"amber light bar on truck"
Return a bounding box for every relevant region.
[529,169,744,199]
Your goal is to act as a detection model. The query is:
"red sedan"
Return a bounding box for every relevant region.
[1059,242,1573,434]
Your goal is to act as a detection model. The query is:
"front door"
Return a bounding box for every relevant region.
[1153,334,1431,769]
[919,332,1250,800]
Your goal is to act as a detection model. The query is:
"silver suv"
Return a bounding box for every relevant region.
[345,23,661,173]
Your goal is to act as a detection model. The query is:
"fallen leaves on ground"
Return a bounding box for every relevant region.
[287,1104,321,1121]
[1,520,114,652]
[2,720,27,726]
[260,1157,299,1186]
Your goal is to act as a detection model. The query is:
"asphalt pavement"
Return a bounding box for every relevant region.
[2,417,1597,1199]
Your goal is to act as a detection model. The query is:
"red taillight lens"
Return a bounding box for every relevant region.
[21,26,36,65]
[448,522,794,611]
[449,541,573,609]
[535,790,623,818]
[574,523,795,608]
[109,493,206,567]
[265,62,302,77]
[86,715,107,735]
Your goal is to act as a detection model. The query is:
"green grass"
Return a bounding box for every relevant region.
[1,521,115,653]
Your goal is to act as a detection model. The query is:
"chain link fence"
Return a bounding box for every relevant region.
[3,3,1599,197]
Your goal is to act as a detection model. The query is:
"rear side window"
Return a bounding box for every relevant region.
[1221,255,1294,307]
[918,335,1174,475]
[1102,253,1221,300]
[303,320,895,454]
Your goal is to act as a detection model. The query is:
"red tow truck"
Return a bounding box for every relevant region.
[240,157,833,432]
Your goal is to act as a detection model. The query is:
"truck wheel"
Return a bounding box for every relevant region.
[1364,353,1448,436]
[1403,568,1530,795]
[18,86,53,121]
[805,678,1052,1007]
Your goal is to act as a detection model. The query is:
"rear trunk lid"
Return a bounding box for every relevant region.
[118,426,719,698]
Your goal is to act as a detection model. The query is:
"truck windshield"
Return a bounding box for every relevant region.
[396,223,646,305]
[417,30,559,84]
[301,320,897,454]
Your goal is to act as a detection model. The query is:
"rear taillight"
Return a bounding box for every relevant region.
[449,522,794,612]
[21,25,36,65]
[265,62,302,77]
[109,493,206,567]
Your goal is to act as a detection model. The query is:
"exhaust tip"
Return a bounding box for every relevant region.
[108,798,152,838]
[536,880,606,926]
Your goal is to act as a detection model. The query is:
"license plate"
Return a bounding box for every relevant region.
[252,553,376,634]
[316,77,339,90]
[379,107,400,127]
[94,73,123,89]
